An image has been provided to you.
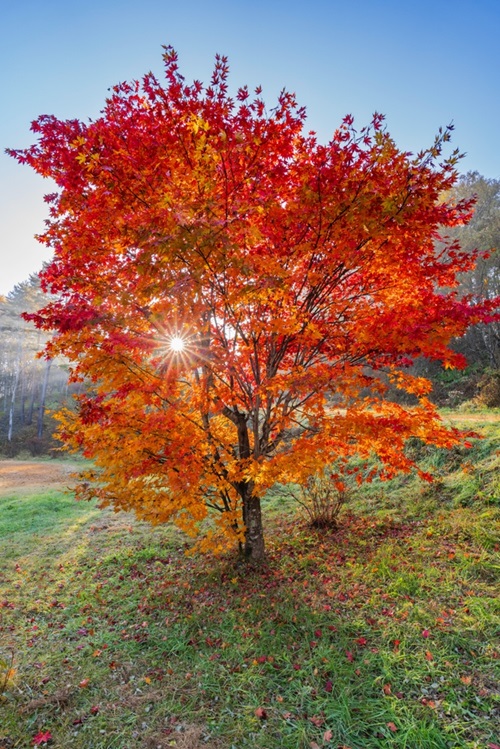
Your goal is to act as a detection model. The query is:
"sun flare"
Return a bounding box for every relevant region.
[169,335,186,353]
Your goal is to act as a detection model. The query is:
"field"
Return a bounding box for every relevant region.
[0,412,499,749]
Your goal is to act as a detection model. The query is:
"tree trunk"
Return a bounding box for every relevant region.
[233,410,265,562]
[8,367,20,442]
[37,359,52,439]
[243,492,265,561]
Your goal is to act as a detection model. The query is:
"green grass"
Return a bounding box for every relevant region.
[0,414,499,749]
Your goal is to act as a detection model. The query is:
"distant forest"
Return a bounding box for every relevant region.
[1,172,499,457]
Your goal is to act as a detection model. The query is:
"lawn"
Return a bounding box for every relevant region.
[0,414,499,749]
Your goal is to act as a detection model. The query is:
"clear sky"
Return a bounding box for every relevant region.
[1,0,499,295]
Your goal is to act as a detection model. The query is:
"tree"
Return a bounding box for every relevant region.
[449,173,500,369]
[8,48,498,560]
[0,275,71,455]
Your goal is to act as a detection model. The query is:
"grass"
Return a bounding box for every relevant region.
[0,416,499,749]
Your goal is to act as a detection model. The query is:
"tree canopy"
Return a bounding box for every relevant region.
[8,47,499,560]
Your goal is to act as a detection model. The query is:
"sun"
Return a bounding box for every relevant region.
[169,335,186,353]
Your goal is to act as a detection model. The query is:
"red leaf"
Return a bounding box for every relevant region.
[346,650,354,662]
[323,729,333,742]
[355,637,367,646]
[33,732,53,746]
[387,722,398,732]
[425,650,434,661]
[324,679,333,693]
[254,707,267,720]
[421,629,430,638]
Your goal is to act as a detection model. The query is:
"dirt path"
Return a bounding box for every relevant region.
[0,460,78,494]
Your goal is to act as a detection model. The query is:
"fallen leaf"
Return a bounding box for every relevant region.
[32,732,52,746]
[383,683,392,695]
[422,629,430,638]
[425,650,434,661]
[387,722,398,732]
[323,728,333,742]
[346,651,354,662]
[254,707,267,720]
[78,678,90,688]
[309,715,324,726]
[324,679,333,693]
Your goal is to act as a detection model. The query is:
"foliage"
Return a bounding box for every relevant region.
[8,47,499,560]
[0,413,499,748]
[0,647,16,699]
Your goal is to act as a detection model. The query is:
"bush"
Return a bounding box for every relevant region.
[476,369,500,407]
[290,472,347,528]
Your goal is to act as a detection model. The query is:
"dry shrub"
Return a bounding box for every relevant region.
[19,687,74,713]
[476,370,500,407]
[291,472,347,528]
[144,725,224,749]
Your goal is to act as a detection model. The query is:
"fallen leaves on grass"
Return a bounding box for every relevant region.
[32,732,52,746]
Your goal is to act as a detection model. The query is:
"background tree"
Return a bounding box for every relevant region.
[8,48,498,560]
[450,172,500,369]
[0,275,70,455]
[409,173,500,406]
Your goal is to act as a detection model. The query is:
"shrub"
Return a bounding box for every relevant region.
[289,472,347,528]
[476,369,500,407]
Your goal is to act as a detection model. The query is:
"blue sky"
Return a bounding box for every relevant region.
[1,0,499,295]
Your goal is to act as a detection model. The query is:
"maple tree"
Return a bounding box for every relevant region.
[8,47,499,561]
